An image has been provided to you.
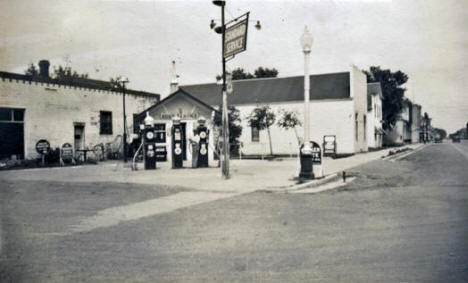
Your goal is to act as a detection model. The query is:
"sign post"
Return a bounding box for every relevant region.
[220,10,250,179]
[35,139,50,166]
[60,142,75,166]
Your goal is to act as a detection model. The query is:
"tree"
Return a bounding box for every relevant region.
[216,66,278,81]
[231,68,254,80]
[213,106,243,155]
[254,67,278,78]
[53,65,88,81]
[247,105,276,155]
[363,66,408,130]
[24,63,39,77]
[109,76,124,90]
[277,109,302,145]
[433,128,447,140]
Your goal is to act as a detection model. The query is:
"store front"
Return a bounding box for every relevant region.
[134,89,219,166]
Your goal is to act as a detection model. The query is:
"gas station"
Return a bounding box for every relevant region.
[134,88,219,170]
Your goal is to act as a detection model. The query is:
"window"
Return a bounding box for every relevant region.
[100,111,113,135]
[0,108,24,122]
[355,113,359,141]
[363,115,367,141]
[251,126,260,142]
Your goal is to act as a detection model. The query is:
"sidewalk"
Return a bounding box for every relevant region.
[0,144,423,194]
[0,144,424,234]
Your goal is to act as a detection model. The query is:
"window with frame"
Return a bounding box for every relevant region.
[0,108,24,122]
[251,126,260,142]
[100,111,113,135]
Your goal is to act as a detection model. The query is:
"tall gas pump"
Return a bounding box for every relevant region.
[196,117,209,168]
[171,117,184,168]
[143,112,156,170]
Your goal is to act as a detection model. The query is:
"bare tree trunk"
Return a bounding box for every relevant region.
[293,127,301,146]
[267,126,273,156]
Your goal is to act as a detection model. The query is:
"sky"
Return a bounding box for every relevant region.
[0,0,467,133]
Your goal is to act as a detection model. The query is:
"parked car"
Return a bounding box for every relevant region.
[452,136,461,143]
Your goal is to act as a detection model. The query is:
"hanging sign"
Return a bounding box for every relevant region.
[224,13,249,58]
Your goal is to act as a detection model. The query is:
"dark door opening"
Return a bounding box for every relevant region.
[181,122,187,160]
[0,108,25,159]
[74,124,85,150]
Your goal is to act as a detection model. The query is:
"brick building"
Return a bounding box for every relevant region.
[0,60,159,160]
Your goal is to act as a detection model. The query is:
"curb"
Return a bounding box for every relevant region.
[381,144,425,161]
[262,173,341,193]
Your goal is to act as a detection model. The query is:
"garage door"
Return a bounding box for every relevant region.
[0,108,25,159]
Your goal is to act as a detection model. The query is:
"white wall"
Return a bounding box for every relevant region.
[411,105,421,143]
[236,99,355,156]
[0,79,158,159]
[367,94,383,149]
[384,120,405,145]
[350,65,368,153]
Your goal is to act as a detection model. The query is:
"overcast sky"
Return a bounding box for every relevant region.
[0,0,466,133]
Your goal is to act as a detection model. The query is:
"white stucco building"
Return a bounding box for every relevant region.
[181,65,369,156]
[0,60,159,160]
[384,100,413,145]
[366,82,384,149]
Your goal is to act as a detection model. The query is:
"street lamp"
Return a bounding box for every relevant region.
[119,77,129,163]
[299,26,314,179]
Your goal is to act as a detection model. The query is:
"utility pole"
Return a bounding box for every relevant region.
[212,1,258,178]
[121,78,129,163]
[213,0,230,179]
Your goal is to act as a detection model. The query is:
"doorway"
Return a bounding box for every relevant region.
[74,123,85,150]
[181,122,187,160]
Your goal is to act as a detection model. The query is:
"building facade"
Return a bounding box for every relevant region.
[181,65,369,156]
[0,60,159,160]
[410,103,422,143]
[134,89,218,165]
[383,100,423,145]
[366,82,384,149]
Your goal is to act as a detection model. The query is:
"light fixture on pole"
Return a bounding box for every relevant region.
[299,26,314,179]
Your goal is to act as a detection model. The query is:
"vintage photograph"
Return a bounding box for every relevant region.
[1,0,467,282]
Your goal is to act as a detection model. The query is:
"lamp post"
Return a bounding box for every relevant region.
[299,26,314,179]
[120,77,129,163]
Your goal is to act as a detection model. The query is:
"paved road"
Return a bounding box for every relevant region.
[1,142,467,282]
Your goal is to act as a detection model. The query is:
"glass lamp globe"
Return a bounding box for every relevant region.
[300,26,313,53]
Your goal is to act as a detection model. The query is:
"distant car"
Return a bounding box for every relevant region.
[452,136,461,143]
[435,138,443,143]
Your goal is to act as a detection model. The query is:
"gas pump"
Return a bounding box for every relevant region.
[171,117,183,168]
[143,112,156,170]
[196,117,209,168]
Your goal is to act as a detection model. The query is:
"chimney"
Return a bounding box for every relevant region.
[38,60,50,78]
[170,60,179,93]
